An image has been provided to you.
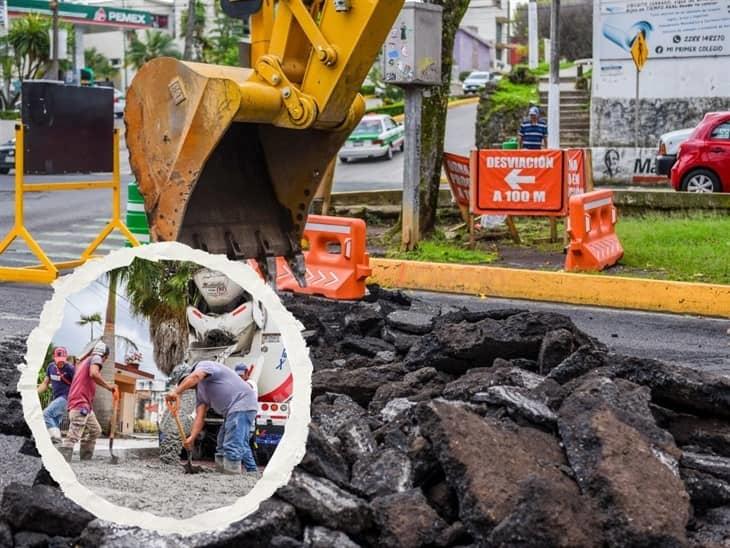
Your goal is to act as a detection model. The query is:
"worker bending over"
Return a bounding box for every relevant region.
[166,361,258,475]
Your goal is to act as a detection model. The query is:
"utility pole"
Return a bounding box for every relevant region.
[183,0,196,61]
[528,0,538,69]
[547,0,560,149]
[49,0,59,80]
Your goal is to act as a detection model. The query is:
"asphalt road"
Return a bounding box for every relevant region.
[332,102,477,192]
[0,281,727,375]
[412,291,730,375]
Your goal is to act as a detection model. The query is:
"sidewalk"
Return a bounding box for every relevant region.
[71,437,158,460]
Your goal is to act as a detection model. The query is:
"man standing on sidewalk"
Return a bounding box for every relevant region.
[518,106,549,150]
[59,341,118,462]
[37,346,75,444]
[166,361,258,475]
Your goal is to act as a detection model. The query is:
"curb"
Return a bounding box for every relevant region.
[327,189,730,213]
[369,258,730,318]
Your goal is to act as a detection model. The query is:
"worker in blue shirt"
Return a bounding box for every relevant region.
[518,106,548,150]
[37,346,76,444]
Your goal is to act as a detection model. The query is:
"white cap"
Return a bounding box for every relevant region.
[92,341,108,356]
[529,106,540,116]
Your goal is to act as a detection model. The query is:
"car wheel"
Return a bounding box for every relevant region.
[339,156,349,164]
[385,146,393,160]
[682,169,721,193]
[0,168,9,175]
[399,140,404,152]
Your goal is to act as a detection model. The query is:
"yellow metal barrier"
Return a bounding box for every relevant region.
[0,124,140,284]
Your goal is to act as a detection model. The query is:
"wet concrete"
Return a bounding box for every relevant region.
[71,457,260,520]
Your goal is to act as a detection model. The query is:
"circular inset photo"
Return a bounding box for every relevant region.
[19,243,312,534]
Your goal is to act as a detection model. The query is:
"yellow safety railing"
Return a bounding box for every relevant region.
[0,124,140,284]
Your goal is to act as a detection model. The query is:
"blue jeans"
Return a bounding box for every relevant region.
[43,396,68,429]
[216,410,257,471]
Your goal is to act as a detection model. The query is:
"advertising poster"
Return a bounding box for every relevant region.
[600,0,730,59]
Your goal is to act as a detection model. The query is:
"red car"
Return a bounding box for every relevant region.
[671,112,730,193]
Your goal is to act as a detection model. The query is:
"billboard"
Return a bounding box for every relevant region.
[600,0,730,60]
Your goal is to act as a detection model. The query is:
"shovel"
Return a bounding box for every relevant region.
[165,398,202,474]
[109,388,120,465]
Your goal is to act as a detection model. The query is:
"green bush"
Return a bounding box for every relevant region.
[0,111,20,120]
[366,102,404,117]
[508,65,538,85]
[360,84,375,96]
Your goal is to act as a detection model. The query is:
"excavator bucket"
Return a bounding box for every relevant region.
[125,0,404,284]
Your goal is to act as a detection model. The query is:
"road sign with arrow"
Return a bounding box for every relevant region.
[471,149,567,216]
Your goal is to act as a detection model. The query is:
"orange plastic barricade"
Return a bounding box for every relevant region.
[248,216,372,300]
[565,190,624,272]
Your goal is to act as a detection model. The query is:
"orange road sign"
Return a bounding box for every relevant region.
[631,32,649,71]
[470,149,567,216]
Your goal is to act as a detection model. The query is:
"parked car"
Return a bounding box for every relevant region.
[462,71,491,94]
[0,139,15,174]
[114,89,125,118]
[339,114,404,163]
[656,127,694,176]
[670,111,730,193]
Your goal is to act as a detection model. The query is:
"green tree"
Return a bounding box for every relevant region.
[77,312,102,341]
[37,343,54,409]
[109,258,200,376]
[417,0,471,237]
[512,0,592,61]
[205,7,247,66]
[126,30,180,70]
[8,14,50,81]
[181,0,209,61]
[85,47,119,80]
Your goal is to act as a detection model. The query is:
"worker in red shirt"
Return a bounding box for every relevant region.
[58,341,118,463]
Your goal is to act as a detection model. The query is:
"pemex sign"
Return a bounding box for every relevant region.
[470,149,567,216]
[8,0,168,29]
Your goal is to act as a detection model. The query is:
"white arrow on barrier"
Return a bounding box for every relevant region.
[504,169,536,190]
[311,270,327,285]
[323,271,340,287]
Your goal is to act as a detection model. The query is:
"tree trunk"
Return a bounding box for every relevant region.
[418,0,470,236]
[183,0,197,61]
[94,276,118,434]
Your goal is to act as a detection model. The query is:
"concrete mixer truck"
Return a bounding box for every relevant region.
[160,267,294,465]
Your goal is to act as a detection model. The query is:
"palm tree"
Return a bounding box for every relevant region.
[108,258,199,376]
[7,14,50,80]
[77,312,102,342]
[126,30,181,70]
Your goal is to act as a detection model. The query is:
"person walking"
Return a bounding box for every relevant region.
[37,347,75,444]
[166,361,258,475]
[518,106,548,150]
[59,341,118,462]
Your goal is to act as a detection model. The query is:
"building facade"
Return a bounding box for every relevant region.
[453,26,493,75]
[461,0,510,71]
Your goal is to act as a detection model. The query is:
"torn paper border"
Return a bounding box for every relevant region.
[17,242,312,536]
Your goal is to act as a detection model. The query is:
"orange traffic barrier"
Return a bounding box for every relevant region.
[249,216,372,300]
[565,190,623,272]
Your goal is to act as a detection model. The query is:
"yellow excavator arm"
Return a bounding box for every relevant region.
[125,0,404,284]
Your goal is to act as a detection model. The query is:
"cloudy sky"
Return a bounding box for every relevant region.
[52,277,163,378]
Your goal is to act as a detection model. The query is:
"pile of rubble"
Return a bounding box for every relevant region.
[1,288,729,546]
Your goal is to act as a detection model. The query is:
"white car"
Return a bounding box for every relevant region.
[656,127,694,176]
[114,89,125,118]
[462,71,491,94]
[339,114,405,162]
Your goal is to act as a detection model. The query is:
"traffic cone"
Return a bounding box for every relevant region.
[126,180,150,247]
